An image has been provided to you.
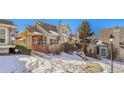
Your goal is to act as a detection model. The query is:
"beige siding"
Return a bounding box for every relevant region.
[26,35,32,49]
[99,27,124,61]
[113,29,120,60]
[120,48,124,61]
[0,48,9,54]
[6,29,10,44]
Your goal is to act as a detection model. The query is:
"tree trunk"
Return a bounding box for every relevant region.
[83,36,87,54]
[84,44,87,54]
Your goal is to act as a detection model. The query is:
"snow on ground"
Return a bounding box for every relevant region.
[21,52,85,73]
[34,52,83,65]
[0,55,29,73]
[99,58,124,73]
[85,56,124,73]
[19,52,103,73]
[0,52,124,73]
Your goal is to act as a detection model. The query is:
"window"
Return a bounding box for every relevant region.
[0,29,5,43]
[41,37,46,45]
[37,38,41,45]
[33,37,37,45]
[100,47,107,57]
[42,38,46,44]
[50,39,56,44]
[37,37,46,45]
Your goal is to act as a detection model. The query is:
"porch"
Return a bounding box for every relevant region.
[92,41,109,58]
[31,35,60,53]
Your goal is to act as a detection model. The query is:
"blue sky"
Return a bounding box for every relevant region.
[9,19,124,37]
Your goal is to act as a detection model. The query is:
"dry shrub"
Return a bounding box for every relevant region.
[59,43,65,52]
[85,52,97,59]
[75,43,83,49]
[49,45,61,55]
[83,61,103,73]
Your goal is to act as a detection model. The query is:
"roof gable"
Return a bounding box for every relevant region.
[36,22,57,32]
[26,25,42,33]
[99,29,112,43]
[0,19,15,25]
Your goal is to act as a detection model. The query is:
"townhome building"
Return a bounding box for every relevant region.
[0,19,18,54]
[16,21,72,53]
[98,26,124,61]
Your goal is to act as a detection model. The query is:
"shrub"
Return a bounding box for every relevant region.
[15,45,32,55]
[83,61,103,73]
[59,43,65,52]
[85,52,97,59]
[75,43,83,49]
[48,43,78,54]
[48,45,61,55]
[63,43,77,53]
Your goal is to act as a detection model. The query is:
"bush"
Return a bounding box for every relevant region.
[15,45,32,55]
[48,43,78,55]
[75,43,83,49]
[85,52,97,59]
[83,61,103,73]
[62,43,77,53]
[48,45,61,55]
[59,43,65,52]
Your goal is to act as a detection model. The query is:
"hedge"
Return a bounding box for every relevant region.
[15,45,32,55]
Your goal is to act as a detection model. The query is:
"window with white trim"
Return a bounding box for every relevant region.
[0,29,5,43]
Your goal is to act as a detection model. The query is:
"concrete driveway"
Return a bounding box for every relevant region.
[0,55,28,73]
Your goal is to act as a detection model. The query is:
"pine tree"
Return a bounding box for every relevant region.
[78,21,93,54]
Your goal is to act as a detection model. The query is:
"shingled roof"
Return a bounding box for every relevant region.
[37,22,57,32]
[99,28,112,43]
[99,26,124,44]
[0,19,15,25]
[26,25,41,33]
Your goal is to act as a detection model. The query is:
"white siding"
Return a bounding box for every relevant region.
[0,27,8,44]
